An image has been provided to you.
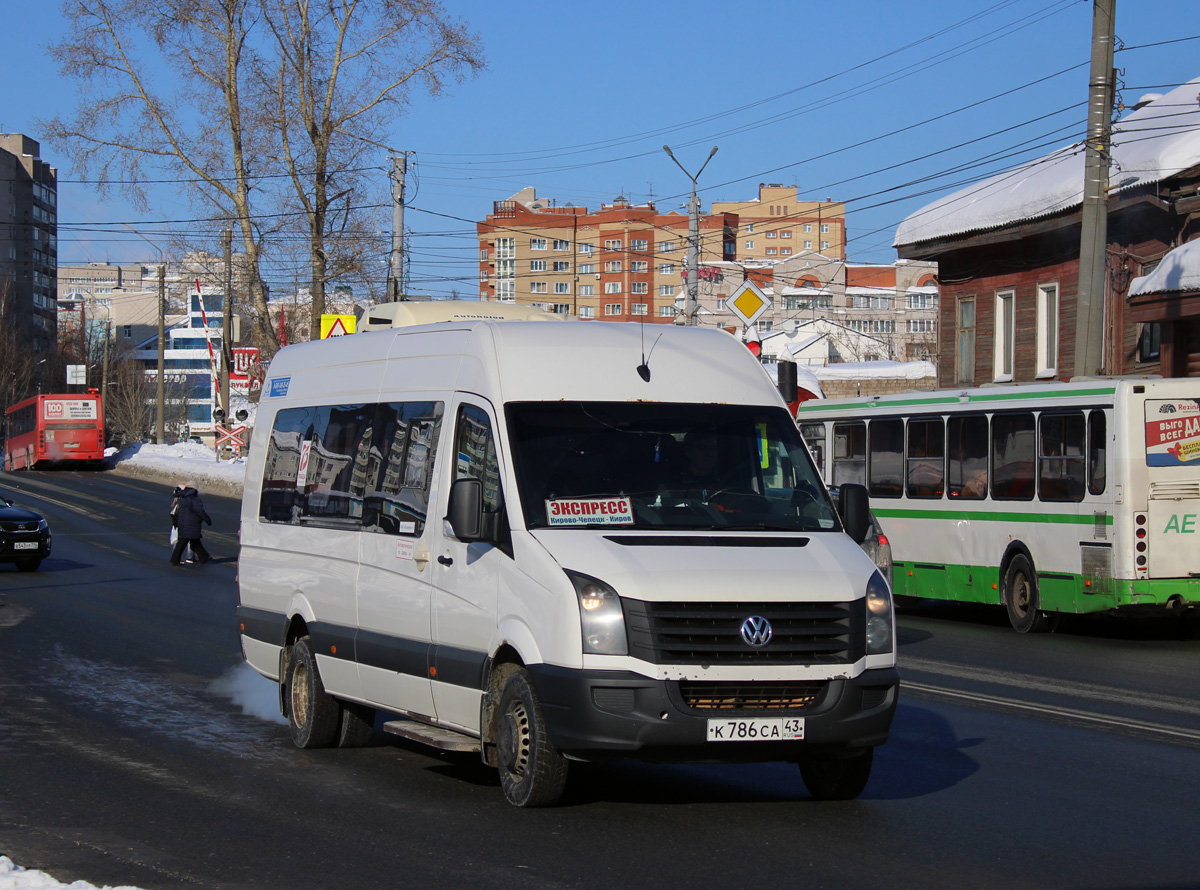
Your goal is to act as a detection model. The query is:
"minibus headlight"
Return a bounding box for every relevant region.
[865,571,894,656]
[567,571,628,656]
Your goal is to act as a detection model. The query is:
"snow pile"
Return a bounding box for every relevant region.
[896,77,1200,246]
[1128,238,1200,296]
[105,441,247,495]
[0,856,144,890]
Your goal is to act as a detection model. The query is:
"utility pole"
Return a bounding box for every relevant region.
[221,228,232,420]
[387,152,407,302]
[156,265,165,443]
[1074,0,1116,378]
[663,145,718,325]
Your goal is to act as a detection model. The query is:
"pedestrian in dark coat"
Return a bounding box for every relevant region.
[170,480,212,565]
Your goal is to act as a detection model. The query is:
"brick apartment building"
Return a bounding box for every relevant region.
[476,188,737,323]
[711,184,845,262]
[0,134,57,353]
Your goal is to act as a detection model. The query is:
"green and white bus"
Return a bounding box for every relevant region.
[796,380,1200,632]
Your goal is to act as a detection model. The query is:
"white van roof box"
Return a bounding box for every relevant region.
[360,300,566,331]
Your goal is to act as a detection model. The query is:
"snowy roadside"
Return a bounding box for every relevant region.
[104,442,246,498]
[0,856,144,890]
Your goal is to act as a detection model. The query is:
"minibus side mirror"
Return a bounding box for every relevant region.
[838,483,870,544]
[447,477,485,542]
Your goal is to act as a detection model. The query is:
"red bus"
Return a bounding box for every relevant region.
[4,392,105,470]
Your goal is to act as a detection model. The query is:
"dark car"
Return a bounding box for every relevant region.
[0,491,52,572]
[829,486,892,593]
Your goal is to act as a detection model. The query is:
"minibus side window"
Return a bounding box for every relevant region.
[260,403,373,526]
[948,414,988,499]
[991,412,1035,500]
[868,418,903,498]
[1087,410,1107,495]
[831,421,865,488]
[1038,412,1085,502]
[906,417,945,498]
[363,402,443,536]
[455,404,504,513]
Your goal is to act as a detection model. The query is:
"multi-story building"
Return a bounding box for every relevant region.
[711,185,846,263]
[0,134,58,352]
[477,188,737,322]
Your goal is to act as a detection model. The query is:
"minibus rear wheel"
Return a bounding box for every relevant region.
[287,636,340,748]
[496,668,568,807]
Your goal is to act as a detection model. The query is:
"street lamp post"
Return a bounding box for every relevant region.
[122,224,167,443]
[663,144,718,326]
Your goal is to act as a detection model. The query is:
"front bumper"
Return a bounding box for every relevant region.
[0,533,51,563]
[527,664,899,762]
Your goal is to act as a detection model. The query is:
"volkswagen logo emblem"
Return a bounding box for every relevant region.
[740,615,773,648]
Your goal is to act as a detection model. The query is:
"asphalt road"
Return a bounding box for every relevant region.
[1,469,1199,890]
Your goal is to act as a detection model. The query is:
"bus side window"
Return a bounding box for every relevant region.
[869,418,903,498]
[1038,412,1085,502]
[991,412,1035,500]
[906,417,945,498]
[832,421,865,488]
[1088,410,1107,496]
[799,422,826,478]
[948,414,988,498]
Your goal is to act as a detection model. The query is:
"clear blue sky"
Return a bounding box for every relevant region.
[5,0,1200,298]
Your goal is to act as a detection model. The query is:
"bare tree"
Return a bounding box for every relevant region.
[105,345,154,448]
[44,0,484,358]
[260,0,484,321]
[0,279,41,411]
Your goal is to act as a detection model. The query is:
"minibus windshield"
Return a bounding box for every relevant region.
[506,401,838,532]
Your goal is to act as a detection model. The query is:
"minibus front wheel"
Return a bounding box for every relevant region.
[495,667,568,807]
[287,636,340,748]
[798,747,874,800]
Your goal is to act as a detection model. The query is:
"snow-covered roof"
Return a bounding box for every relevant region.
[906,285,939,294]
[896,78,1200,247]
[846,286,896,296]
[812,360,937,380]
[1128,238,1200,296]
[779,286,832,296]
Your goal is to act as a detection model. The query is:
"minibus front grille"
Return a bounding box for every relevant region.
[623,600,863,665]
[678,681,826,711]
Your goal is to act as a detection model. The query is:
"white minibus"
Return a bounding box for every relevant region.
[237,312,897,806]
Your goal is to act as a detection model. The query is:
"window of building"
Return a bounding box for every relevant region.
[551,303,571,314]
[631,282,648,294]
[553,261,570,272]
[604,260,622,273]
[530,282,547,293]
[804,224,813,233]
[804,240,813,249]
[479,271,489,282]
[496,238,515,258]
[630,238,649,252]
[530,260,546,272]
[745,240,755,249]
[554,282,571,294]
[579,306,595,318]
[766,248,777,255]
[907,293,935,310]
[480,249,489,261]
[604,282,622,294]
[766,232,777,239]
[630,303,648,316]
[553,239,570,251]
[994,289,1015,381]
[1036,283,1058,377]
[716,298,726,311]
[631,260,648,273]
[781,248,791,255]
[659,285,676,297]
[579,284,594,297]
[659,240,677,253]
[746,224,755,233]
[957,296,976,384]
[781,231,792,239]
[579,242,594,255]
[658,264,675,275]
[907,319,935,333]
[605,303,622,315]
[123,325,132,338]
[604,238,622,250]
[820,224,829,234]
[530,238,546,250]
[579,263,595,275]
[821,241,830,250]
[1138,323,1161,362]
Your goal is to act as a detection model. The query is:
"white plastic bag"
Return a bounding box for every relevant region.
[169,526,178,546]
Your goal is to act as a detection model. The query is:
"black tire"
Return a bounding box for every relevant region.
[798,748,874,801]
[1003,553,1051,633]
[336,701,376,748]
[287,636,340,748]
[15,559,41,573]
[496,667,568,807]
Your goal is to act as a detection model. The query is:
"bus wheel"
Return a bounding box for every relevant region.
[287,636,340,748]
[798,748,874,800]
[1004,554,1051,633]
[496,668,568,807]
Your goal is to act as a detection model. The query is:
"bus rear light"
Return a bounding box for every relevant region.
[1135,527,1146,539]
[1136,541,1147,553]
[1136,555,1147,567]
[1135,513,1147,526]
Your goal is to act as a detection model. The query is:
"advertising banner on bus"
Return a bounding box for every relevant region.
[1145,399,1200,465]
[42,399,99,421]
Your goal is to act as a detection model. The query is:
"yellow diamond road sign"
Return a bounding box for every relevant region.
[727,280,770,327]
